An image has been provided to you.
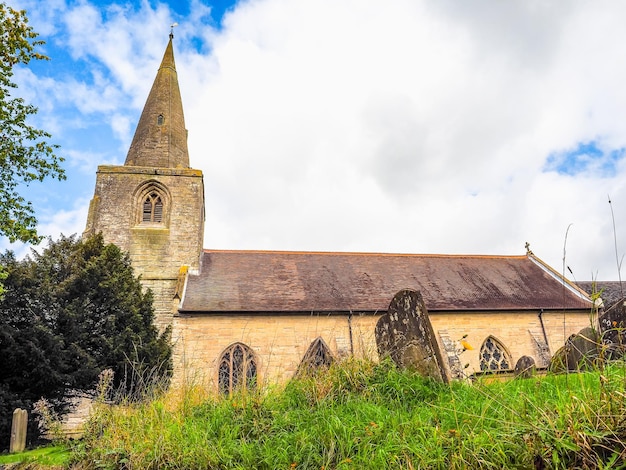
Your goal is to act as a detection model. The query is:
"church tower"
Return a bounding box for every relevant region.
[84,33,205,329]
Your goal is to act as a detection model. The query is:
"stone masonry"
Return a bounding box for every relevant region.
[84,166,204,327]
[83,35,204,329]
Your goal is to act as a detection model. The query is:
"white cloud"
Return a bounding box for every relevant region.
[63,149,113,173]
[37,199,90,242]
[0,200,89,260]
[180,0,626,280]
[9,0,626,282]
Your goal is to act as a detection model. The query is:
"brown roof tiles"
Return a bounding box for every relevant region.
[179,250,592,313]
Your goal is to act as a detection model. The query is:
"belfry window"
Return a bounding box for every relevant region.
[142,191,163,223]
[297,337,334,375]
[479,336,512,371]
[218,343,257,395]
[157,114,164,126]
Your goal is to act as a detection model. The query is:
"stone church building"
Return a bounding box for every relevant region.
[84,36,595,392]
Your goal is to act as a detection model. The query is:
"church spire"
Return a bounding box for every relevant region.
[124,33,189,168]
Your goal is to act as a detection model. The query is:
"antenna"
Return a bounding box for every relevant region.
[170,22,179,39]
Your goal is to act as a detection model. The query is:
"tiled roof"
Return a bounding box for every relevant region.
[578,281,625,309]
[179,250,592,313]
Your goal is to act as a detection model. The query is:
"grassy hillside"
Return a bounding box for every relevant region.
[64,359,626,469]
[0,446,69,468]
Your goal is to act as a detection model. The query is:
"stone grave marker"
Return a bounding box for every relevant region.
[599,298,626,359]
[568,327,600,370]
[375,289,450,383]
[10,408,27,453]
[550,327,600,372]
[549,345,569,373]
[514,355,536,378]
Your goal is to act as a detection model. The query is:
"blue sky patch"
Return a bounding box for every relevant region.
[544,140,625,177]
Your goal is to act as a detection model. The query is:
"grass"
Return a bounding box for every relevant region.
[66,358,626,469]
[0,445,70,468]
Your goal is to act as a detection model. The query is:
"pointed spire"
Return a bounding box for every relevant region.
[125,33,189,168]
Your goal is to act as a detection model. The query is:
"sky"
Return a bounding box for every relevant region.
[4,0,626,282]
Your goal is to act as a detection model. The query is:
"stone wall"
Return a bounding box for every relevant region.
[84,165,204,328]
[428,310,593,371]
[171,314,371,388]
[142,279,179,331]
[170,309,592,391]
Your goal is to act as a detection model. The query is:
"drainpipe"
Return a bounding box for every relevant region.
[348,312,354,356]
[538,309,550,353]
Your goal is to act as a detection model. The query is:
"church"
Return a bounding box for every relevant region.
[83,35,595,392]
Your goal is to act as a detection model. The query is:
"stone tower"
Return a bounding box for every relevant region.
[84,33,205,329]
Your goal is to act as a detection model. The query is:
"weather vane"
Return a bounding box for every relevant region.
[170,22,178,39]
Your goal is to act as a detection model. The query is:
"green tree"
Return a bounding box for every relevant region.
[0,3,65,244]
[0,234,172,448]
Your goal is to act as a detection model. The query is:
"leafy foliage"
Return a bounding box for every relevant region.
[0,3,65,243]
[0,234,171,449]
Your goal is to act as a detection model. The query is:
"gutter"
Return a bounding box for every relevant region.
[348,312,354,355]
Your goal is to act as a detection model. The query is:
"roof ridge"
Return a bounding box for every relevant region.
[202,248,527,259]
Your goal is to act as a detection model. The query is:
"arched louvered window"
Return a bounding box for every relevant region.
[218,343,257,395]
[297,337,334,375]
[479,336,512,371]
[142,191,163,223]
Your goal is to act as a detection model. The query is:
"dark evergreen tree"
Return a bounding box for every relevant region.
[0,234,171,449]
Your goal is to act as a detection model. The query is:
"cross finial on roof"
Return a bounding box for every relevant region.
[525,242,533,255]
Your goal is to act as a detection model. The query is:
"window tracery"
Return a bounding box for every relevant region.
[297,337,334,375]
[142,191,163,223]
[218,343,257,395]
[479,336,512,371]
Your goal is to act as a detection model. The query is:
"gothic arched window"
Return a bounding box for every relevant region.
[218,343,257,395]
[479,336,512,371]
[297,337,334,375]
[142,191,163,223]
[135,181,170,226]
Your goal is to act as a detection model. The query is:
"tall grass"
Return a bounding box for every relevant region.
[69,358,626,469]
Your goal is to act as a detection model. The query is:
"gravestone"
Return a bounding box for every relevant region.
[514,355,536,378]
[599,298,626,359]
[10,408,27,453]
[375,289,450,383]
[549,327,600,372]
[568,327,600,370]
[549,345,569,373]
